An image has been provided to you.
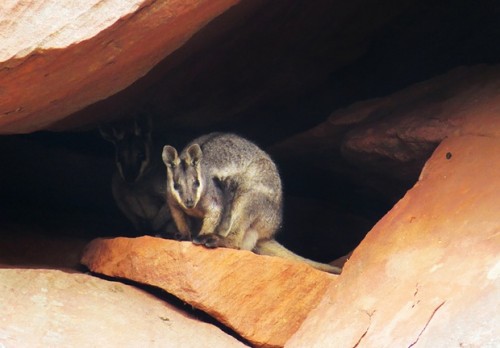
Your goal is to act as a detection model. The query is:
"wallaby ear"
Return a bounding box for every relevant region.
[162,145,178,167]
[187,144,202,166]
[99,125,116,143]
[134,116,152,136]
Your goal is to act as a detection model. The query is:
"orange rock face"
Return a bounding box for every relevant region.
[0,0,239,134]
[286,135,500,347]
[81,237,336,347]
[0,268,245,347]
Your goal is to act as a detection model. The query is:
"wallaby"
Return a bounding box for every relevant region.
[100,117,177,238]
[162,133,341,274]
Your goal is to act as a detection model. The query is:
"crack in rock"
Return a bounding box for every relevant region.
[408,301,446,348]
[352,310,375,348]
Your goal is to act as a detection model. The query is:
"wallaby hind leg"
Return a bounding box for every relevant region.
[192,199,248,249]
[194,191,280,250]
[219,187,280,237]
[194,220,259,250]
[221,227,259,250]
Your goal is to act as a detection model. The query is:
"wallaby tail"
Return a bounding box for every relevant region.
[254,239,342,274]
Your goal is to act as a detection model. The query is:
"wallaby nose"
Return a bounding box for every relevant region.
[185,199,194,208]
[120,164,141,183]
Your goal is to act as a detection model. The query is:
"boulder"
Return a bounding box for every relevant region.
[271,64,500,200]
[286,135,500,347]
[81,237,336,347]
[0,0,239,134]
[0,268,245,347]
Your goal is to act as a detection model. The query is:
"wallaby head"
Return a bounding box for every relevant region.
[100,117,152,183]
[162,144,204,210]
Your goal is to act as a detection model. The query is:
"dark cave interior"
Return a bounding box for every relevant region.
[1,0,499,265]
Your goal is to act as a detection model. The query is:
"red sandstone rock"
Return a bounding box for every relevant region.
[81,237,336,347]
[0,268,245,347]
[286,135,500,347]
[0,0,239,134]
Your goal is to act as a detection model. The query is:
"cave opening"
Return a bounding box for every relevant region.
[0,122,381,267]
[1,0,499,270]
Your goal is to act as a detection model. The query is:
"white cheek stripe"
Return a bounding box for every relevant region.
[194,165,204,207]
[194,179,203,207]
[166,170,182,206]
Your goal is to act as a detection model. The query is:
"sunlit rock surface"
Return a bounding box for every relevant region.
[81,236,336,347]
[0,0,239,133]
[0,268,246,347]
[286,135,500,347]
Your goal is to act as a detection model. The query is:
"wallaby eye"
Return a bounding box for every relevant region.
[193,179,200,188]
[173,183,181,191]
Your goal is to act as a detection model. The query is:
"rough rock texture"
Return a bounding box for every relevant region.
[0,268,245,347]
[81,237,336,348]
[1,2,499,346]
[286,135,500,347]
[1,0,427,134]
[0,0,239,134]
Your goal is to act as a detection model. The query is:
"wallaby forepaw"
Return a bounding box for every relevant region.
[193,234,222,248]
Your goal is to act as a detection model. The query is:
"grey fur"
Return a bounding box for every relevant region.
[162,133,341,274]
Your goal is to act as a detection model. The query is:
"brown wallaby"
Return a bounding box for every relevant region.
[100,117,177,238]
[162,133,341,274]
